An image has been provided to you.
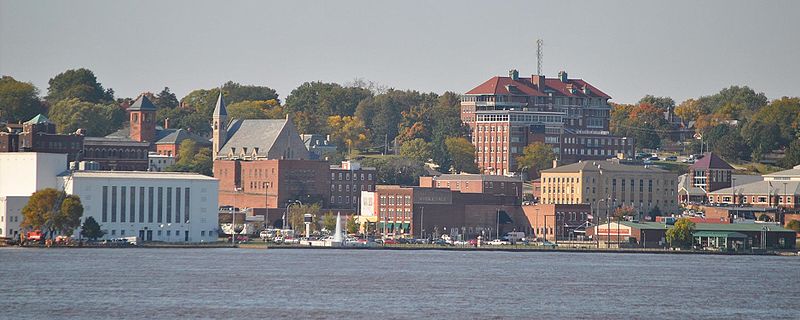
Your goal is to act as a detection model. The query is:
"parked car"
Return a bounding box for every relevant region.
[488,239,511,245]
[468,239,478,246]
[665,156,677,161]
[383,238,398,245]
[433,239,451,246]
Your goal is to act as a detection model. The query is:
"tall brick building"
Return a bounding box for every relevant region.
[461,70,632,175]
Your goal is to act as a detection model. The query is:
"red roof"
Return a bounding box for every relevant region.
[690,153,734,170]
[465,75,611,99]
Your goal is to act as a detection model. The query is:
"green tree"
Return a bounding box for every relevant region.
[399,138,432,162]
[179,82,279,133]
[21,188,83,239]
[227,100,283,120]
[695,85,768,114]
[515,142,556,179]
[80,216,105,241]
[361,156,426,185]
[287,204,321,232]
[704,124,750,161]
[48,98,125,136]
[155,87,179,109]
[638,95,675,111]
[444,137,478,173]
[285,82,372,134]
[666,218,696,249]
[321,212,337,231]
[346,215,358,234]
[46,68,114,103]
[165,140,213,176]
[786,220,800,233]
[356,89,438,148]
[0,76,46,123]
[779,140,800,169]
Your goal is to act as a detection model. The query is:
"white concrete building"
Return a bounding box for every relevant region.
[0,152,65,239]
[62,171,219,242]
[148,152,175,172]
[0,152,220,243]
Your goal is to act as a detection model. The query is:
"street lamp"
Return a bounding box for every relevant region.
[284,200,302,232]
[232,187,242,245]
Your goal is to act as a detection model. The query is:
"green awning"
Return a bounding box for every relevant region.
[693,231,748,239]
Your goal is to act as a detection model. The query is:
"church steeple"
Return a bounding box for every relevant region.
[212,88,228,159]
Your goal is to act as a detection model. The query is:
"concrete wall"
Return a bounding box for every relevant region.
[0,196,27,239]
[0,152,65,197]
[64,173,219,242]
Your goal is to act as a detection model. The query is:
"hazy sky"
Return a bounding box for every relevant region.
[2,0,798,104]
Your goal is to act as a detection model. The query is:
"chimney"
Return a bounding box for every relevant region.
[552,159,560,168]
[532,74,546,92]
[164,118,170,129]
[509,69,519,80]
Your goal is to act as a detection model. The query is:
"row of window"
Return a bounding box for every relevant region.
[332,172,374,181]
[379,195,412,206]
[331,195,358,204]
[332,184,373,193]
[101,186,190,224]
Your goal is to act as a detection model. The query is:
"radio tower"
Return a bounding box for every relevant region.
[536,39,543,75]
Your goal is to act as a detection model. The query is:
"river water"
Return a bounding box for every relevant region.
[0,248,797,319]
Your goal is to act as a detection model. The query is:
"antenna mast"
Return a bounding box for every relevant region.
[536,39,543,75]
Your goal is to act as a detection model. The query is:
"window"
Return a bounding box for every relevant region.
[102,186,108,222]
[120,186,126,223]
[201,231,206,236]
[148,187,154,223]
[111,186,117,223]
[157,187,163,223]
[166,187,172,223]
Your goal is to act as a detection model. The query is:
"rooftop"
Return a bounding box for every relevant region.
[127,95,157,111]
[67,170,217,180]
[689,153,734,171]
[709,180,800,196]
[465,73,611,99]
[24,114,52,125]
[543,160,671,174]
[619,221,794,233]
[433,173,522,183]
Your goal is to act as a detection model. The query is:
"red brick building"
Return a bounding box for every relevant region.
[461,70,632,175]
[522,204,592,241]
[329,160,376,212]
[418,173,522,201]
[0,114,84,161]
[361,185,523,239]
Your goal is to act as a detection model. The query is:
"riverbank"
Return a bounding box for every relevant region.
[248,243,799,256]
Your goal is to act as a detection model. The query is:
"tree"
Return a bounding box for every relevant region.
[285,82,373,134]
[48,98,125,136]
[666,218,696,249]
[328,115,369,157]
[346,215,358,234]
[321,212,337,231]
[786,220,800,233]
[227,100,283,120]
[695,86,768,114]
[80,216,105,241]
[287,204,321,232]
[46,68,114,103]
[165,140,213,176]
[399,138,432,162]
[515,142,556,179]
[638,95,675,111]
[21,188,83,239]
[704,124,750,161]
[444,137,478,173]
[179,82,280,132]
[356,89,438,148]
[779,140,800,169]
[675,98,704,123]
[58,195,84,236]
[648,206,662,220]
[0,76,46,123]
[361,156,426,185]
[155,87,179,109]
[613,205,637,221]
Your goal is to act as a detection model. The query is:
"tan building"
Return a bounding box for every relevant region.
[540,159,680,219]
